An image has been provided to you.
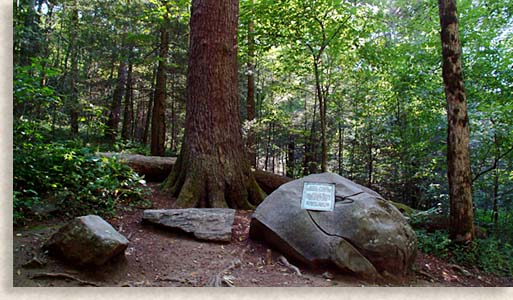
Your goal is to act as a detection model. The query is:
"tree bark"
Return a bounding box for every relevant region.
[68,0,80,136]
[246,0,256,167]
[121,56,134,141]
[170,91,176,152]
[492,125,500,228]
[286,139,295,178]
[338,124,344,176]
[367,130,374,186]
[143,68,157,145]
[313,60,327,172]
[151,20,169,156]
[492,168,499,227]
[162,0,265,209]
[265,121,272,171]
[438,0,475,242]
[304,94,318,175]
[106,36,127,143]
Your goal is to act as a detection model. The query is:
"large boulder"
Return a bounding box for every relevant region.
[44,215,129,266]
[249,173,417,279]
[142,208,235,242]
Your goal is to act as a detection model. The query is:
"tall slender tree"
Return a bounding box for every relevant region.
[67,0,80,136]
[105,41,127,143]
[438,0,475,242]
[162,0,265,209]
[246,0,257,167]
[151,13,169,156]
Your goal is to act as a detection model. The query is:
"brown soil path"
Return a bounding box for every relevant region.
[13,184,513,287]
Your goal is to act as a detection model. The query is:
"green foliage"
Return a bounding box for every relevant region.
[12,1,513,278]
[14,122,150,225]
[416,229,513,277]
[14,58,62,119]
[416,229,452,258]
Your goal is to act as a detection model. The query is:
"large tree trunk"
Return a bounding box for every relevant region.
[438,0,475,243]
[162,0,265,209]
[151,20,168,156]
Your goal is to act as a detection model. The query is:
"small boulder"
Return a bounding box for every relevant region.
[142,208,235,242]
[250,173,417,279]
[44,215,128,266]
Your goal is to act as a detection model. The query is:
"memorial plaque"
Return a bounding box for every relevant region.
[301,182,335,212]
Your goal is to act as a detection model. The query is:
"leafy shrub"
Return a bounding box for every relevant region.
[450,238,513,277]
[416,229,452,258]
[13,58,151,225]
[415,229,513,277]
[13,133,150,225]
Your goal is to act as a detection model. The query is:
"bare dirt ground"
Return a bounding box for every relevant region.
[13,184,513,287]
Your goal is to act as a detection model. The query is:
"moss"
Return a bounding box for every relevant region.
[389,201,416,216]
[162,151,265,209]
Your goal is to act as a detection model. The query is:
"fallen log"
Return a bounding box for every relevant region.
[252,169,292,194]
[97,153,292,194]
[97,152,424,220]
[97,152,176,182]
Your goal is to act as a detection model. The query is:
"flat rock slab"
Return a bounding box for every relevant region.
[142,208,235,242]
[44,215,129,266]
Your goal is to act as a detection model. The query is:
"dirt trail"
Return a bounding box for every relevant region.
[13,184,513,287]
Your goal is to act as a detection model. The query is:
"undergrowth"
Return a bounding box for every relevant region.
[14,119,150,226]
[415,229,513,278]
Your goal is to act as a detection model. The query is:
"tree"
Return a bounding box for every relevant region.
[438,0,475,242]
[150,11,169,156]
[66,0,80,136]
[246,0,257,167]
[105,39,127,143]
[162,0,265,208]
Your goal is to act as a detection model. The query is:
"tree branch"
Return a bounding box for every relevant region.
[472,145,513,182]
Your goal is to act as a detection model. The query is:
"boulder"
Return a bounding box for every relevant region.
[142,208,235,242]
[249,173,417,279]
[44,215,129,266]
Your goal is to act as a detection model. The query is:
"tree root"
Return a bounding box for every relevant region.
[417,270,437,282]
[207,259,242,287]
[278,255,302,276]
[31,272,99,286]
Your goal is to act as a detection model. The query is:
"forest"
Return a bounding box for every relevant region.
[13,0,513,287]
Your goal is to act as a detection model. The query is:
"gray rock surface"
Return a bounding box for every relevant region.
[142,208,235,242]
[249,173,417,278]
[44,215,128,266]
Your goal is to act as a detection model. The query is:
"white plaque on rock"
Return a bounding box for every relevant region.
[301,182,335,212]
